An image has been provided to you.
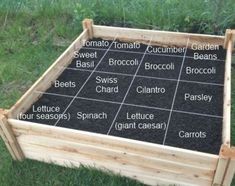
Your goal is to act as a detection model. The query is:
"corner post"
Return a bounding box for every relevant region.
[82,19,94,39]
[0,109,24,161]
[213,145,235,186]
[224,29,233,49]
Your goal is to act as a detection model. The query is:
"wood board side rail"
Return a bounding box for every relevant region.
[8,29,89,119]
[8,119,218,170]
[17,135,213,186]
[222,31,233,146]
[23,150,197,186]
[17,134,215,180]
[0,109,24,160]
[91,23,225,47]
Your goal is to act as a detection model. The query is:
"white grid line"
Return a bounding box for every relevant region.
[61,66,224,87]
[53,35,118,126]
[81,46,225,62]
[34,90,223,119]
[162,38,190,145]
[106,37,153,135]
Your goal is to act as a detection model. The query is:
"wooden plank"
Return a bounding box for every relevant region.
[222,158,235,186]
[224,29,234,49]
[220,145,235,158]
[8,29,89,119]
[233,30,235,51]
[222,38,232,146]
[18,136,212,186]
[213,157,229,185]
[8,119,218,170]
[0,121,17,160]
[218,145,235,186]
[212,145,235,185]
[0,109,17,160]
[24,151,196,186]
[83,19,93,39]
[0,115,24,160]
[92,25,224,47]
[17,134,214,180]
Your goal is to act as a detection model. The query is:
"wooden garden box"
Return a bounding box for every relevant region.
[0,19,234,186]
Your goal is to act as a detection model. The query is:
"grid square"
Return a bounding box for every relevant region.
[173,81,224,116]
[180,57,225,84]
[164,112,222,154]
[125,77,177,109]
[57,98,120,134]
[83,38,113,49]
[69,48,106,71]
[47,70,91,96]
[96,51,143,75]
[110,39,147,52]
[186,45,226,61]
[138,55,183,79]
[22,94,72,125]
[145,45,186,56]
[109,105,169,144]
[78,72,133,102]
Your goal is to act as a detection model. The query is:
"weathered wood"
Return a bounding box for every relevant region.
[222,38,232,146]
[224,29,232,49]
[92,25,225,47]
[213,157,229,185]
[0,120,17,160]
[218,145,235,186]
[8,29,89,119]
[83,19,93,39]
[233,30,235,51]
[17,134,213,186]
[18,134,214,179]
[9,119,218,170]
[224,29,234,49]
[0,113,24,160]
[9,118,217,185]
[220,145,235,158]
[212,145,235,185]
[24,150,195,186]
[222,158,235,186]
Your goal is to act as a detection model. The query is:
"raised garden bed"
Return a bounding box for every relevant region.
[0,19,235,186]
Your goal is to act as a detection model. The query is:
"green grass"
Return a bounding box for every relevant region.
[0,0,234,185]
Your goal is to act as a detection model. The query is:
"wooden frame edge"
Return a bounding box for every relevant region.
[0,109,24,160]
[9,119,219,160]
[92,22,225,47]
[10,119,218,185]
[222,35,232,146]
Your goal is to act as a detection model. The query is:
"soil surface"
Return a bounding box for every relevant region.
[22,38,226,154]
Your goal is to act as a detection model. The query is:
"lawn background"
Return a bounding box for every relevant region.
[0,0,235,185]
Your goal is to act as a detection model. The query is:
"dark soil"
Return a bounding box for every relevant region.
[22,38,226,154]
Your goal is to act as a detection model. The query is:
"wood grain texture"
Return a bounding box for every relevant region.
[0,114,24,160]
[8,119,218,186]
[222,38,232,146]
[93,25,224,47]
